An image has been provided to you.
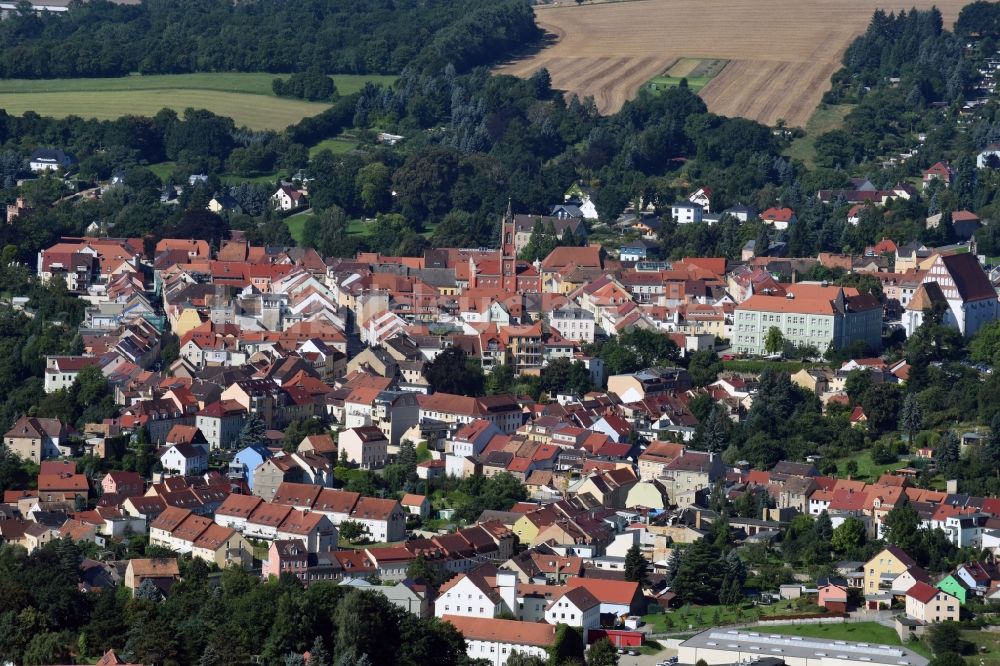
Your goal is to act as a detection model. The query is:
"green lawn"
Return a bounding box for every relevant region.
[338,538,402,549]
[0,73,396,131]
[310,136,360,157]
[347,218,374,236]
[286,214,435,246]
[0,72,396,96]
[784,104,854,168]
[759,622,930,658]
[647,75,716,93]
[219,172,280,186]
[832,450,906,481]
[146,160,278,185]
[147,161,176,181]
[964,629,1000,666]
[286,210,314,244]
[646,58,728,94]
[644,602,819,633]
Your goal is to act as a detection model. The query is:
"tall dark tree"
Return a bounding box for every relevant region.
[424,347,485,396]
[672,539,725,604]
[238,414,267,448]
[624,545,649,586]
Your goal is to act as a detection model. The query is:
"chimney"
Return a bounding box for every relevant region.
[695,510,702,530]
[946,479,958,494]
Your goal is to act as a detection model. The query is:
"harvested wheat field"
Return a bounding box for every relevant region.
[497,0,967,126]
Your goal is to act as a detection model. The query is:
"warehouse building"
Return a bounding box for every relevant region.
[678,628,928,666]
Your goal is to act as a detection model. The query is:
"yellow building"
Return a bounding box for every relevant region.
[625,480,669,510]
[864,546,917,595]
[512,511,549,545]
[172,308,206,337]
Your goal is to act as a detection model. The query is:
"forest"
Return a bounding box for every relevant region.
[0,0,539,78]
[0,540,478,666]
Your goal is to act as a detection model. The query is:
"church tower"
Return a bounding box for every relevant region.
[500,199,517,291]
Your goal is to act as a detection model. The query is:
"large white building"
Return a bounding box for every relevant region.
[670,202,704,224]
[678,628,928,666]
[733,284,882,356]
[435,572,508,619]
[903,253,1000,338]
[418,393,522,435]
[549,307,596,343]
[442,615,556,666]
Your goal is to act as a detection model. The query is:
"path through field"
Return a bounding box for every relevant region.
[497,0,967,126]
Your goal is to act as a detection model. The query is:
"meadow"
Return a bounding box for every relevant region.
[0,73,396,131]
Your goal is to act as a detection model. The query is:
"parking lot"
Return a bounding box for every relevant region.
[614,644,678,666]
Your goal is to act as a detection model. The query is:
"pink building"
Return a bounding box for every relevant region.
[262,539,308,579]
[818,578,849,613]
[101,471,144,498]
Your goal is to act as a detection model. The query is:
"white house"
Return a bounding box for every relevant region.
[549,307,596,344]
[435,573,506,619]
[688,186,712,212]
[903,253,1000,338]
[446,420,503,477]
[543,587,601,630]
[29,148,73,173]
[158,443,209,476]
[349,497,406,542]
[401,493,430,519]
[44,356,101,393]
[670,202,703,224]
[443,615,556,666]
[271,185,306,211]
[338,426,388,469]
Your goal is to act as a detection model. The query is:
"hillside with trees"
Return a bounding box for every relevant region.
[0,0,540,78]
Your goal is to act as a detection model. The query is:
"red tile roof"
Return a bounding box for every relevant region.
[442,615,556,648]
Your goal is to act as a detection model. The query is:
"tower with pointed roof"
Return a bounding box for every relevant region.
[500,199,517,292]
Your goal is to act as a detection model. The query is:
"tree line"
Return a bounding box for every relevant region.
[0,0,540,79]
[0,539,481,666]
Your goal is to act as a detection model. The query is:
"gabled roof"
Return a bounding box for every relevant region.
[880,545,917,568]
[313,488,361,514]
[215,493,263,519]
[559,585,601,610]
[127,558,180,577]
[272,482,323,508]
[938,253,996,302]
[442,615,556,648]
[351,497,399,521]
[401,493,427,507]
[907,580,944,604]
[565,577,640,604]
